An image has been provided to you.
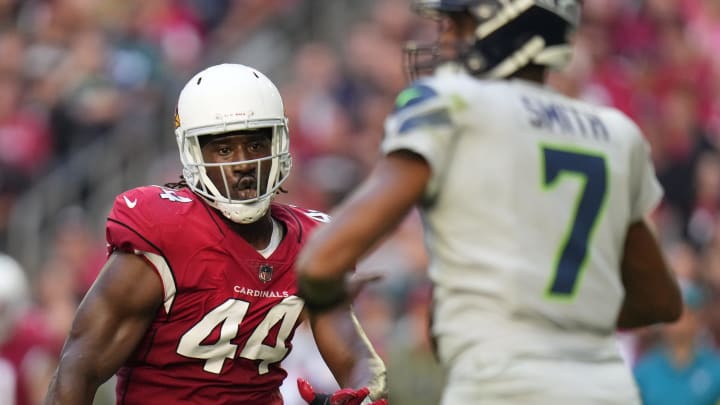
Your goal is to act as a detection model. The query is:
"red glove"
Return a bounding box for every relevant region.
[297,378,388,405]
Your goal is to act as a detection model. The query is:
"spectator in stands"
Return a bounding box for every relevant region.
[634,281,720,405]
[0,253,57,405]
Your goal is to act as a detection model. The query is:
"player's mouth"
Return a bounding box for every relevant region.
[235,176,258,199]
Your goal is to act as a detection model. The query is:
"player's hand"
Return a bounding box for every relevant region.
[297,378,388,405]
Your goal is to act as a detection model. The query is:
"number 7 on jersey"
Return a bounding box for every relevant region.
[541,145,608,298]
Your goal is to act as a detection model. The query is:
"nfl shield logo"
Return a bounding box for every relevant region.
[258,264,273,283]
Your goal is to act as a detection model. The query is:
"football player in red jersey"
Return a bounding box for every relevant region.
[0,253,58,405]
[44,64,387,405]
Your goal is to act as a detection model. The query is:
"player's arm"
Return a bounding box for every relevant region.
[305,306,387,402]
[297,150,431,310]
[44,251,163,405]
[616,218,682,329]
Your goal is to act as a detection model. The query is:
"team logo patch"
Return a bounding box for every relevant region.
[393,83,437,112]
[258,264,273,283]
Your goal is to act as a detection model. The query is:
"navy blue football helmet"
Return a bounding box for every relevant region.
[405,0,581,79]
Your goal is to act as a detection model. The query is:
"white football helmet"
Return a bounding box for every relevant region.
[175,64,291,223]
[0,254,29,343]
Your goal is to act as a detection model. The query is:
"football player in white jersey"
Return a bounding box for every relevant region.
[297,1,683,404]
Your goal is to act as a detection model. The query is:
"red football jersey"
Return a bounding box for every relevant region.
[106,186,330,405]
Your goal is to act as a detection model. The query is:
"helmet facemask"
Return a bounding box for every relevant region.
[404,14,477,80]
[176,120,291,224]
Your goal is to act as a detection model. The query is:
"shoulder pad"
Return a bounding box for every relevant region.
[393,81,439,113]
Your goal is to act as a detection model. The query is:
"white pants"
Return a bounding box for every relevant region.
[440,348,641,405]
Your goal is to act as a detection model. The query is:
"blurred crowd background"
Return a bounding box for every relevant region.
[2,0,720,404]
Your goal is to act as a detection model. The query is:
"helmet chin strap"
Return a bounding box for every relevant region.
[213,197,272,224]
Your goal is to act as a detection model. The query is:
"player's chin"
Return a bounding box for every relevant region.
[235,189,258,200]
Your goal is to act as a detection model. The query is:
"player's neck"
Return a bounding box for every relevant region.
[223,213,277,250]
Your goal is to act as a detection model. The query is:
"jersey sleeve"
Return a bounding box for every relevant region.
[106,187,186,314]
[625,117,663,222]
[381,81,458,200]
[106,189,162,255]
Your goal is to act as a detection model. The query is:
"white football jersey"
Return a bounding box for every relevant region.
[382,71,661,403]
